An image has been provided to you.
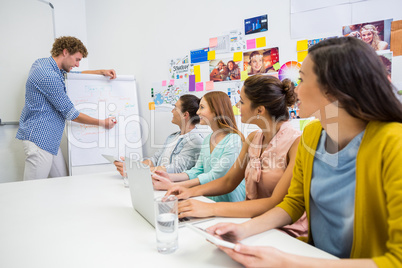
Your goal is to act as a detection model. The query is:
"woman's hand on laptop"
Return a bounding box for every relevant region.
[166,185,192,200]
[152,171,173,190]
[178,199,214,218]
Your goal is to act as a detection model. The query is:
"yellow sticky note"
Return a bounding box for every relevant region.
[256,37,266,48]
[233,52,243,62]
[208,50,216,60]
[233,105,240,116]
[148,102,155,110]
[273,62,281,71]
[296,40,308,51]
[194,65,201,82]
[297,51,308,62]
[241,70,249,81]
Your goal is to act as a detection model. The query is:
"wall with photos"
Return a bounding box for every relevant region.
[86,0,402,158]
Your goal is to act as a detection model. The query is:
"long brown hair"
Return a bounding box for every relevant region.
[202,91,244,140]
[308,37,402,123]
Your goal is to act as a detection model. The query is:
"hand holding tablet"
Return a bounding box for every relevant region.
[185,223,237,249]
[101,154,121,163]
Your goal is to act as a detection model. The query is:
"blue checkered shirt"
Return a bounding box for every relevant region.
[16,57,80,155]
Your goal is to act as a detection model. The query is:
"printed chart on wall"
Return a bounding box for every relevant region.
[66,73,143,168]
[152,78,189,112]
[278,61,302,86]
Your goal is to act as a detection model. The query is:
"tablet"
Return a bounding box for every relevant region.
[185,223,236,249]
[101,154,121,163]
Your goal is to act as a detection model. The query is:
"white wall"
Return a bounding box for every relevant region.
[85,0,402,158]
[85,0,298,157]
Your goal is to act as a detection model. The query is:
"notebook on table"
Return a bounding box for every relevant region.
[125,159,214,228]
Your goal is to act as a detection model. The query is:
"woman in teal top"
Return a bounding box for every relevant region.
[152,91,245,202]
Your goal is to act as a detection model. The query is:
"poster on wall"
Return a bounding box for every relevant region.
[377,50,392,79]
[168,55,191,80]
[152,78,189,112]
[342,19,392,51]
[307,36,336,48]
[209,57,242,82]
[190,48,210,63]
[209,35,230,54]
[244,14,268,35]
[243,47,279,75]
[229,29,246,52]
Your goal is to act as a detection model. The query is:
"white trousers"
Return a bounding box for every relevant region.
[22,140,68,180]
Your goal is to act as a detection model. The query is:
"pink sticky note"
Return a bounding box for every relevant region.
[169,79,175,85]
[247,39,256,50]
[196,82,204,92]
[162,80,167,86]
[205,81,214,91]
[209,37,218,47]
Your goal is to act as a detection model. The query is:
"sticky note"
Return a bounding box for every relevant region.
[297,51,308,62]
[148,102,155,110]
[273,62,281,71]
[189,75,196,91]
[233,105,240,115]
[296,40,308,51]
[194,65,201,82]
[233,52,243,62]
[209,37,218,47]
[205,81,214,91]
[256,37,266,48]
[208,50,216,60]
[246,39,256,50]
[169,79,175,85]
[241,70,249,81]
[162,80,167,86]
[196,82,204,92]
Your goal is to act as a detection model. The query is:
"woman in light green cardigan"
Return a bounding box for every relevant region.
[207,37,402,267]
[152,91,245,203]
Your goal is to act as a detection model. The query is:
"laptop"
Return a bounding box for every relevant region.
[125,160,214,228]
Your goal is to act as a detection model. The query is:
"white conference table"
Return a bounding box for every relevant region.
[0,172,337,268]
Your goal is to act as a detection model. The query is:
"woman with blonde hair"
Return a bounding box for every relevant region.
[152,91,245,203]
[359,24,388,51]
[247,51,265,75]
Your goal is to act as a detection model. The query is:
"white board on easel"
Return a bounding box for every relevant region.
[66,73,143,176]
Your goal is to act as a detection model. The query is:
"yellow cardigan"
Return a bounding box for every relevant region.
[277,120,402,267]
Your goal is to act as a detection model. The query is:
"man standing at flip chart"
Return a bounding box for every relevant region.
[16,36,117,180]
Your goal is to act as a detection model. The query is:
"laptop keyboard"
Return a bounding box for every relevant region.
[179,217,190,222]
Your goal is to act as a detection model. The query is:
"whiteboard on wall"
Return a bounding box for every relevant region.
[66,73,143,175]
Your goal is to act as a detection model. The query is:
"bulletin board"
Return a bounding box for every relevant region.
[66,73,143,176]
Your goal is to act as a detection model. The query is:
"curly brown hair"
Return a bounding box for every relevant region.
[51,36,88,58]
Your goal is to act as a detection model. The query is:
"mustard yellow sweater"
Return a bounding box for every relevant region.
[277,120,402,267]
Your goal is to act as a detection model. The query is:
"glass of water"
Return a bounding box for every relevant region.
[154,195,178,254]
